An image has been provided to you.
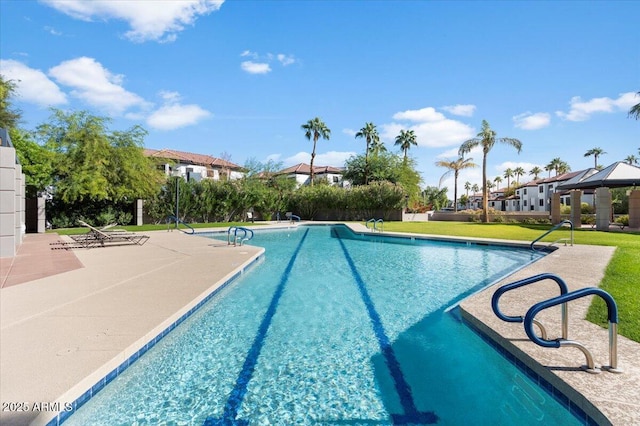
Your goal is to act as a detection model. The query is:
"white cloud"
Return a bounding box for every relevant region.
[48,56,147,115]
[382,106,475,148]
[41,0,224,43]
[0,59,67,106]
[283,151,355,168]
[342,128,357,137]
[146,91,211,130]
[44,26,63,36]
[513,112,551,130]
[441,104,476,117]
[277,54,295,66]
[241,61,271,74]
[556,92,636,121]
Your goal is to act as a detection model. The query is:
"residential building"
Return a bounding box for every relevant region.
[143,149,244,181]
[514,170,595,212]
[276,163,346,187]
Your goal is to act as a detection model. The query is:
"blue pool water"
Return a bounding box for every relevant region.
[64,225,582,425]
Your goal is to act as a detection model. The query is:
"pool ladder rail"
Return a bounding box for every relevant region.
[366,218,384,232]
[227,226,254,246]
[492,273,622,374]
[166,215,195,234]
[530,220,573,251]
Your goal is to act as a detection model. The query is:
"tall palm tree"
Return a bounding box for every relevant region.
[546,157,564,176]
[625,154,638,165]
[513,167,525,185]
[529,166,543,180]
[503,168,514,188]
[459,120,522,222]
[355,122,379,184]
[556,160,571,175]
[436,156,478,212]
[369,138,387,156]
[493,176,503,190]
[629,91,640,120]
[301,117,331,186]
[471,183,480,194]
[464,181,471,197]
[395,129,417,161]
[584,147,606,169]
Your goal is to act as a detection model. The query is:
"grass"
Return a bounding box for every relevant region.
[51,220,639,343]
[50,221,262,235]
[382,221,640,343]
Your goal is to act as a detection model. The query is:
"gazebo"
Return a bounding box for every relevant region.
[555,162,640,230]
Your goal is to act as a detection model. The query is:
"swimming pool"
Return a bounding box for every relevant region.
[64,225,581,425]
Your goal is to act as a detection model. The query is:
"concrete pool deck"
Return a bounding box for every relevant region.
[1,224,639,425]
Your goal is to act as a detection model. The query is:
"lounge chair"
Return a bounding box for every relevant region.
[51,221,149,249]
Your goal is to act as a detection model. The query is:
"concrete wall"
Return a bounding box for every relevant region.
[25,197,46,233]
[0,144,25,257]
[430,211,550,222]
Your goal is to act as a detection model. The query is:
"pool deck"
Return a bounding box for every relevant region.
[1,223,639,425]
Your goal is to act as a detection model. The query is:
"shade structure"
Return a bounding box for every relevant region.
[554,168,599,190]
[555,162,640,190]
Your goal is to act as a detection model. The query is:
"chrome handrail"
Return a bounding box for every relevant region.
[166,215,195,234]
[524,287,622,374]
[530,220,573,251]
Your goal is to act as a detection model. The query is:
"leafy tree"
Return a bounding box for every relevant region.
[355,122,379,184]
[459,120,522,222]
[529,166,542,180]
[493,176,502,189]
[513,166,525,185]
[546,157,570,176]
[10,128,55,197]
[301,117,331,186]
[394,129,417,161]
[422,186,448,211]
[584,147,607,168]
[503,168,514,188]
[624,155,638,165]
[343,151,401,185]
[464,181,471,197]
[629,91,640,120]
[435,156,477,212]
[0,74,22,129]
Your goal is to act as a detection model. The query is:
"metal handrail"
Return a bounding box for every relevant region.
[491,273,569,340]
[366,218,384,232]
[524,287,622,374]
[166,215,195,234]
[227,226,254,246]
[366,219,375,230]
[530,220,573,251]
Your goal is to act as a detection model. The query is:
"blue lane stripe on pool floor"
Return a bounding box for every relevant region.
[336,236,438,425]
[204,228,310,426]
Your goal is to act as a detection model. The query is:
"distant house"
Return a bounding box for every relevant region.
[275,163,346,187]
[143,148,244,181]
[514,170,595,212]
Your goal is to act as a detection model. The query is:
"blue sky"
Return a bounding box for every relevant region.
[1,0,638,194]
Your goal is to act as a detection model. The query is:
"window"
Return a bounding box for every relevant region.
[333,176,339,183]
[539,199,544,207]
[524,200,527,207]
[524,189,528,195]
[539,186,544,193]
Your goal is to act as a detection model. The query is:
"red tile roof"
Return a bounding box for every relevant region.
[143,148,241,169]
[277,163,344,175]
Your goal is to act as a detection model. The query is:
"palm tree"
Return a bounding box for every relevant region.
[503,168,514,188]
[472,183,480,194]
[301,117,331,186]
[556,160,571,175]
[513,167,525,185]
[493,176,502,190]
[625,155,638,165]
[436,156,478,212]
[584,147,607,169]
[546,157,564,176]
[464,181,471,197]
[629,91,640,120]
[459,120,522,222]
[355,122,379,184]
[529,166,543,180]
[395,129,417,161]
[369,138,387,156]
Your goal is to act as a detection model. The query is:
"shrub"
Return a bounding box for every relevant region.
[615,215,629,226]
[581,202,594,214]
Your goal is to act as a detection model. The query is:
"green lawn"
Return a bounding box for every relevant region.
[382,221,640,343]
[52,220,639,342]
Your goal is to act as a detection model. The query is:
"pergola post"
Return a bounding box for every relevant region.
[629,190,640,229]
[570,190,582,227]
[595,187,611,231]
[551,192,562,224]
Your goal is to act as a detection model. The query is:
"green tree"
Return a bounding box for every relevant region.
[513,166,525,185]
[355,122,379,184]
[464,181,471,197]
[529,166,542,180]
[629,91,640,120]
[493,176,503,190]
[37,109,163,206]
[503,168,514,188]
[394,129,417,161]
[422,186,448,211]
[459,120,522,222]
[624,155,638,165]
[10,128,55,198]
[0,75,22,129]
[435,156,477,212]
[584,147,607,169]
[301,117,331,186]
